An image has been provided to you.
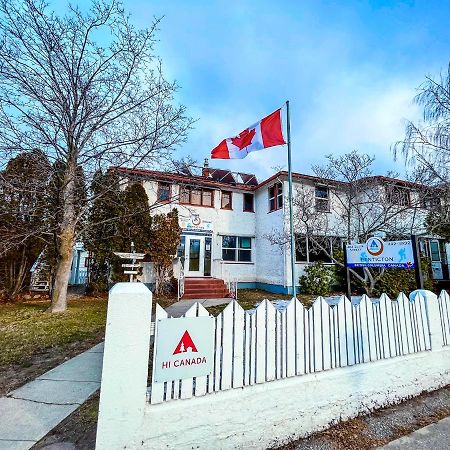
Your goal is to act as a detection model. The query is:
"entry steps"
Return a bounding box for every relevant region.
[182,277,232,299]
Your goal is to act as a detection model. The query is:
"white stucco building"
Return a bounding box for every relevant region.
[115,163,449,296]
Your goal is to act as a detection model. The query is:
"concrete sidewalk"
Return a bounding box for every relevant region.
[165,298,232,317]
[379,417,450,449]
[0,343,104,450]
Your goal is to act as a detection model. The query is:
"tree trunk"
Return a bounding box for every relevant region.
[49,225,75,312]
[49,160,77,313]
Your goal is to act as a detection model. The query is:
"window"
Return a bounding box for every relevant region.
[222,236,252,262]
[179,186,214,207]
[386,185,410,206]
[430,241,441,262]
[295,234,341,264]
[157,182,171,202]
[221,191,232,209]
[269,182,283,212]
[295,235,308,262]
[420,193,440,209]
[202,189,213,207]
[243,193,254,212]
[315,185,330,212]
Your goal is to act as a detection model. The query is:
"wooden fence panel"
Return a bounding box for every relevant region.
[232,301,245,388]
[150,304,168,404]
[285,299,297,377]
[255,300,268,383]
[148,291,435,404]
[194,303,210,397]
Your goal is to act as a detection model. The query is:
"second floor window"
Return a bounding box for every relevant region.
[315,185,330,212]
[157,182,171,202]
[243,193,254,212]
[420,193,440,209]
[386,185,410,207]
[221,191,232,209]
[180,186,214,207]
[269,182,283,211]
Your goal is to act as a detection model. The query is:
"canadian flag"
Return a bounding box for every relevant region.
[211,108,286,159]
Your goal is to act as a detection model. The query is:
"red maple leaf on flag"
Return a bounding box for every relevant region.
[231,128,256,150]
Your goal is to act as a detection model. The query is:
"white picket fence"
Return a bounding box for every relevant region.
[149,291,437,404]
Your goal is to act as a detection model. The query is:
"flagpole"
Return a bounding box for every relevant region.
[286,100,297,298]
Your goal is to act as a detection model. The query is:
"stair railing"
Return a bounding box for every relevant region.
[226,278,238,300]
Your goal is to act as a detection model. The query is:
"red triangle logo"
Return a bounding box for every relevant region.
[173,330,198,355]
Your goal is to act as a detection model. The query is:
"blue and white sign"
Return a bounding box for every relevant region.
[346,238,415,269]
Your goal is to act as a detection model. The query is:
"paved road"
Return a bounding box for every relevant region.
[379,417,450,449]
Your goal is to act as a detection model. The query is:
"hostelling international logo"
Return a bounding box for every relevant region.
[366,237,384,256]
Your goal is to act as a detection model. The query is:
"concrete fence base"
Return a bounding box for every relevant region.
[96,285,450,449]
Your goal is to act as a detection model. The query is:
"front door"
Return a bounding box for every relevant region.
[184,235,213,277]
[185,236,204,277]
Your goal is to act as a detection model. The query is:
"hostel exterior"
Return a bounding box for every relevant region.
[114,163,449,297]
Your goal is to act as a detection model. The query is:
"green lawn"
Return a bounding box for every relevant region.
[0,297,108,366]
[0,289,316,367]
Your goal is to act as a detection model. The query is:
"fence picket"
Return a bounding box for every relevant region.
[213,312,222,392]
[194,303,210,397]
[150,304,168,404]
[295,299,306,375]
[243,312,250,385]
[265,300,277,381]
[255,300,268,383]
[311,297,324,372]
[232,301,245,388]
[438,291,450,346]
[275,308,283,378]
[285,299,297,377]
[220,302,234,390]
[359,295,375,362]
[179,303,200,399]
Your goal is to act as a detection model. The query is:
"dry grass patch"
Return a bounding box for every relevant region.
[0,297,107,367]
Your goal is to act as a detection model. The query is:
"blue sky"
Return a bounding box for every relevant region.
[60,1,450,180]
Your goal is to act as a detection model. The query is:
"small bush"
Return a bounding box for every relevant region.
[372,258,433,297]
[299,261,335,296]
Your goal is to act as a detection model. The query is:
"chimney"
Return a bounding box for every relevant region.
[202,158,210,177]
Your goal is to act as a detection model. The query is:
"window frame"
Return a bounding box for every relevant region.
[179,185,215,208]
[295,234,341,264]
[221,235,253,263]
[268,182,283,212]
[221,190,233,210]
[315,185,330,213]
[157,182,171,203]
[243,192,255,213]
[386,185,411,207]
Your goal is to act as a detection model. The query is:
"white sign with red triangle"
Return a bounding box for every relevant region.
[154,316,214,383]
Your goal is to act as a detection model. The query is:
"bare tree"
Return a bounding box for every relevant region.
[394,62,450,239]
[394,62,450,184]
[0,0,193,311]
[266,151,426,296]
